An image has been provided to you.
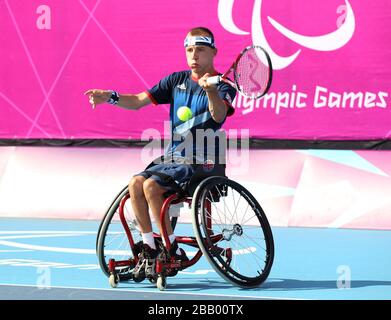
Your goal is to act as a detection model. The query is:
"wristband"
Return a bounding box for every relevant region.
[107,90,119,105]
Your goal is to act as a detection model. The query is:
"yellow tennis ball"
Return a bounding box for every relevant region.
[177,106,193,122]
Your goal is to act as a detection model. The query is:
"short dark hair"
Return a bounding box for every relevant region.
[188,27,215,44]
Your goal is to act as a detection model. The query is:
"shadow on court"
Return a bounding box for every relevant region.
[119,278,391,293]
[119,279,232,291]
[105,278,391,292]
[256,278,391,291]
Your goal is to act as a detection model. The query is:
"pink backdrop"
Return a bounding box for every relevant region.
[1,146,390,230]
[0,0,390,140]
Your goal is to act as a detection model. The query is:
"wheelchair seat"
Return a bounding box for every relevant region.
[181,161,226,198]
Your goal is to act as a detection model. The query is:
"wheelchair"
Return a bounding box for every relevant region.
[96,156,274,291]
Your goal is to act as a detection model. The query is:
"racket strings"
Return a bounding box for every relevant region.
[235,48,271,98]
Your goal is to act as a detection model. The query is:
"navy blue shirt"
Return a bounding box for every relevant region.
[146,70,236,165]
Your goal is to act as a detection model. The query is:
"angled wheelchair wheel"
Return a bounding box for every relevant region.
[96,186,128,251]
[96,185,178,279]
[191,176,274,288]
[96,186,138,280]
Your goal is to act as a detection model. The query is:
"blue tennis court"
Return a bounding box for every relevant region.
[1,217,390,300]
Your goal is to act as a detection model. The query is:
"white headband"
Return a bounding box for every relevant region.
[184,36,215,48]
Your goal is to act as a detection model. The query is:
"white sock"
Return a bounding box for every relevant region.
[168,233,181,255]
[142,232,156,250]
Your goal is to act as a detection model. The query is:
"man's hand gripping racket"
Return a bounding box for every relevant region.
[207,45,272,99]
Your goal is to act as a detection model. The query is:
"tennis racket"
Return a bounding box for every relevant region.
[207,45,272,99]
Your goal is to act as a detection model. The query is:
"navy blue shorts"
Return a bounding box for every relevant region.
[134,163,195,191]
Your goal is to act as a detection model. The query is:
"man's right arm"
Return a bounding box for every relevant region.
[84,89,152,110]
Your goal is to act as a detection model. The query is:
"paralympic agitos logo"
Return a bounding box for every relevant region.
[218,0,355,70]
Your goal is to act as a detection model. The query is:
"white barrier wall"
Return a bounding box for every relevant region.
[1,146,391,230]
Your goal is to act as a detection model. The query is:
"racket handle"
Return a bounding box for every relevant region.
[206,75,222,85]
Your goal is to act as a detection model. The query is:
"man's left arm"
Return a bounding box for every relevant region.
[199,73,228,123]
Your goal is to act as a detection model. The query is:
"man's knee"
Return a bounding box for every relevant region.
[143,178,166,199]
[129,176,146,197]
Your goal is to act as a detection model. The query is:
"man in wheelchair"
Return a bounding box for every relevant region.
[86,27,236,282]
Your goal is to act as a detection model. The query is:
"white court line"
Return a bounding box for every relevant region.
[0,259,215,273]
[0,234,89,240]
[0,231,257,257]
[0,259,100,270]
[0,258,213,273]
[0,231,121,236]
[0,283,306,300]
[0,250,33,253]
[0,240,257,257]
[0,239,197,257]
[0,240,97,255]
[0,231,97,234]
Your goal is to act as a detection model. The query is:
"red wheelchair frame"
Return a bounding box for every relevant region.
[108,192,231,285]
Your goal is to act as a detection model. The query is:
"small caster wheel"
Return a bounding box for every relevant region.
[109,273,119,288]
[157,275,166,291]
[132,272,145,283]
[148,277,157,284]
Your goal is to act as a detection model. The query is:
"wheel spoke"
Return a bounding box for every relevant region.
[203,207,226,234]
[241,232,267,253]
[227,186,244,226]
[214,185,236,223]
[229,236,265,276]
[207,190,227,227]
[192,177,273,286]
[241,213,258,226]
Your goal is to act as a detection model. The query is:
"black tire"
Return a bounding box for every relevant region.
[191,176,274,287]
[96,186,128,251]
[96,185,178,279]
